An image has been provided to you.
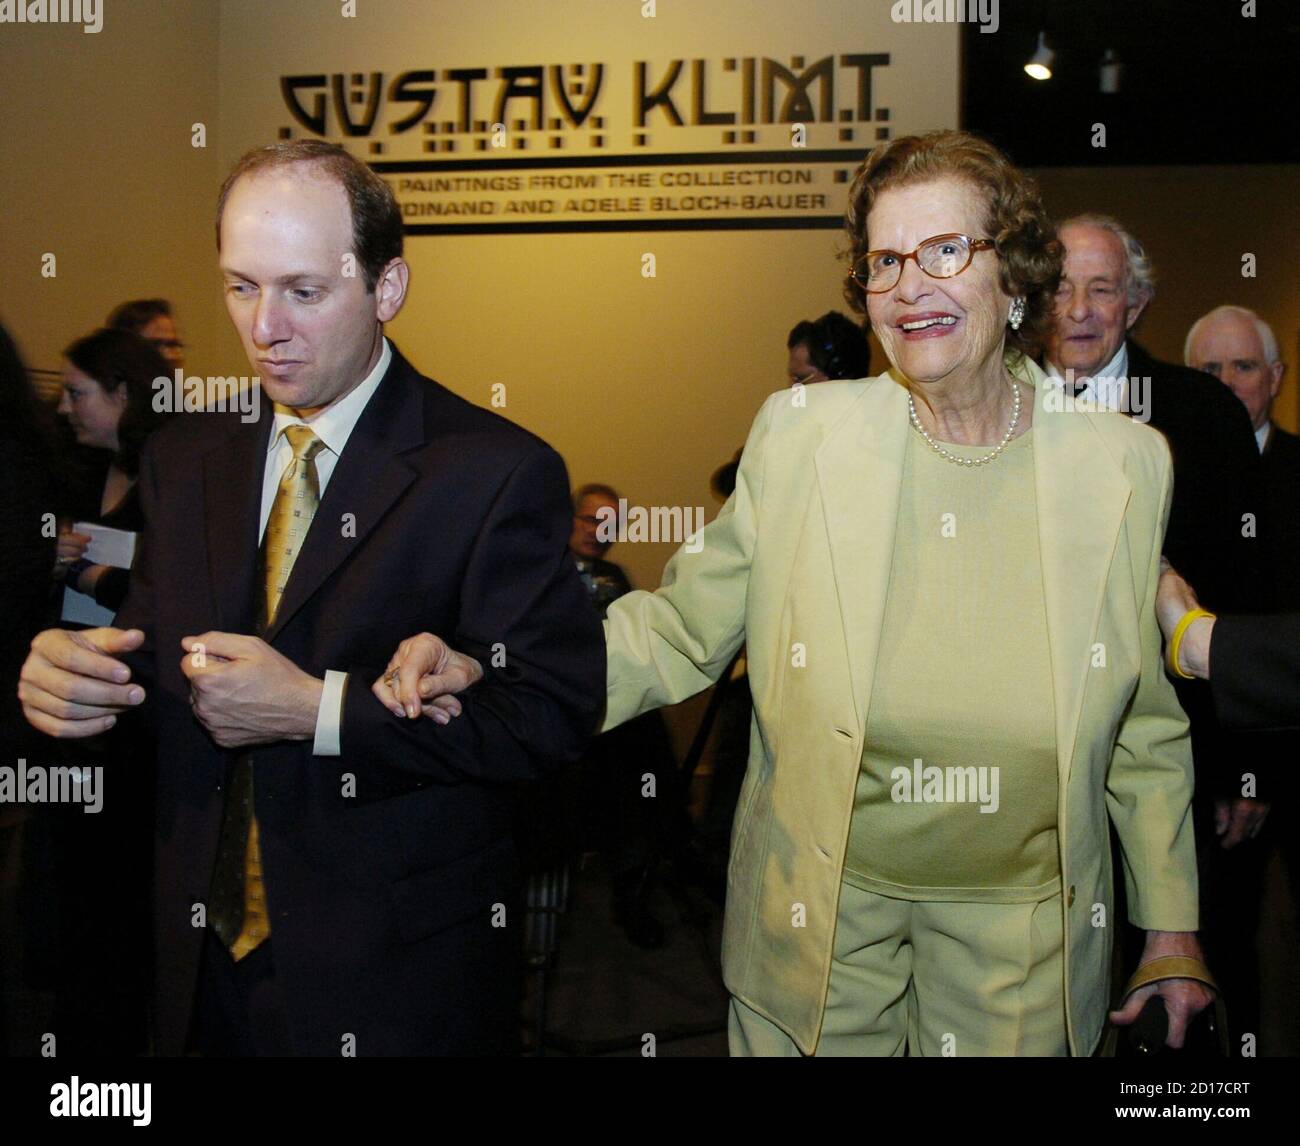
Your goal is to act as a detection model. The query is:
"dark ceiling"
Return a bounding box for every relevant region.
[961,0,1300,166]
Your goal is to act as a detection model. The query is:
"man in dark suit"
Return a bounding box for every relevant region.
[1208,615,1300,732]
[1186,303,1299,1050]
[1186,304,1298,608]
[1045,214,1268,1051]
[1261,422,1300,598]
[18,140,605,1056]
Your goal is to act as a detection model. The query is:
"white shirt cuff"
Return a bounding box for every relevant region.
[312,669,348,756]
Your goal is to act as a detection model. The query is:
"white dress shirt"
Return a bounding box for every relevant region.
[1256,422,1271,453]
[259,338,392,755]
[1044,342,1129,410]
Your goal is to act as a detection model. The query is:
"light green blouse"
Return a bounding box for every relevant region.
[842,421,1061,903]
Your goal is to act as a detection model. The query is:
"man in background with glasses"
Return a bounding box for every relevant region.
[107,298,186,371]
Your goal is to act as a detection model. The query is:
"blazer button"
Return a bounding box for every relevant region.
[1067,885,1076,907]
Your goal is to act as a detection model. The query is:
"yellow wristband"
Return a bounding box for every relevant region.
[1121,954,1219,1003]
[1166,608,1215,680]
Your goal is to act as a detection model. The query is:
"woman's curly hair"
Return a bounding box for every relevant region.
[842,130,1062,356]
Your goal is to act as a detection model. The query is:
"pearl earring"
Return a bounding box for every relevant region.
[1008,297,1026,331]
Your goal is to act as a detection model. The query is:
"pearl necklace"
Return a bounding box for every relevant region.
[907,380,1022,467]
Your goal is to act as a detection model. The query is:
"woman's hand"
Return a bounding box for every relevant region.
[1109,930,1217,1049]
[53,530,91,578]
[371,632,484,723]
[74,563,111,596]
[1156,558,1214,679]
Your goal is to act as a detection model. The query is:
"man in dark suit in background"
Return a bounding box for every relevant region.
[1186,303,1299,1050]
[19,140,605,1056]
[1186,304,1299,607]
[1045,215,1267,1050]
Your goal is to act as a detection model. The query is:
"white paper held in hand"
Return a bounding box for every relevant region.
[60,523,138,626]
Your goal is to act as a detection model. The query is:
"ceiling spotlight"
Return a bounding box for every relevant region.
[1099,48,1122,93]
[1024,32,1055,81]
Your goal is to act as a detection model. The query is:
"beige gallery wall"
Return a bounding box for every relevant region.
[3,3,1296,597]
[0,0,223,387]
[0,0,957,594]
[215,0,958,593]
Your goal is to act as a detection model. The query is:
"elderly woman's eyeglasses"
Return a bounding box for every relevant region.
[851,233,996,294]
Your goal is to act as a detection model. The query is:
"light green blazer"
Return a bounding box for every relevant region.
[603,353,1198,1055]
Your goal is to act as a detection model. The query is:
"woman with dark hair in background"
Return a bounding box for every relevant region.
[53,328,175,613]
[36,327,176,1055]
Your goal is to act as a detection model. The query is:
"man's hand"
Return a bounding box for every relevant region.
[19,627,146,738]
[1156,559,1214,679]
[180,632,323,749]
[1215,796,1270,849]
[1109,930,1216,1049]
[371,632,483,724]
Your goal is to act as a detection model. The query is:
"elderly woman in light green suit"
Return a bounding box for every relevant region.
[375,130,1215,1056]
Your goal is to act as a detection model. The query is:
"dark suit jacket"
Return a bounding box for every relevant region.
[1262,424,1300,609]
[1129,341,1263,611]
[1211,614,1300,731]
[115,345,605,1055]
[1233,424,1300,791]
[1128,341,1266,801]
[0,433,56,763]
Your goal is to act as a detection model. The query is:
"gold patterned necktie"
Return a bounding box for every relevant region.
[210,425,327,961]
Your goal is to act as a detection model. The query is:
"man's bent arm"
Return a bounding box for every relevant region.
[337,445,604,784]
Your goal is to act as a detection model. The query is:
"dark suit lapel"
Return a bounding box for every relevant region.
[1262,422,1279,463]
[1126,341,1166,432]
[263,350,426,644]
[202,408,273,633]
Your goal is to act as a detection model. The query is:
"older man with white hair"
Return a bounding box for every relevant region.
[1186,305,1289,447]
[1045,217,1263,619]
[1046,217,1265,808]
[1048,216,1269,1054]
[1186,304,1298,611]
